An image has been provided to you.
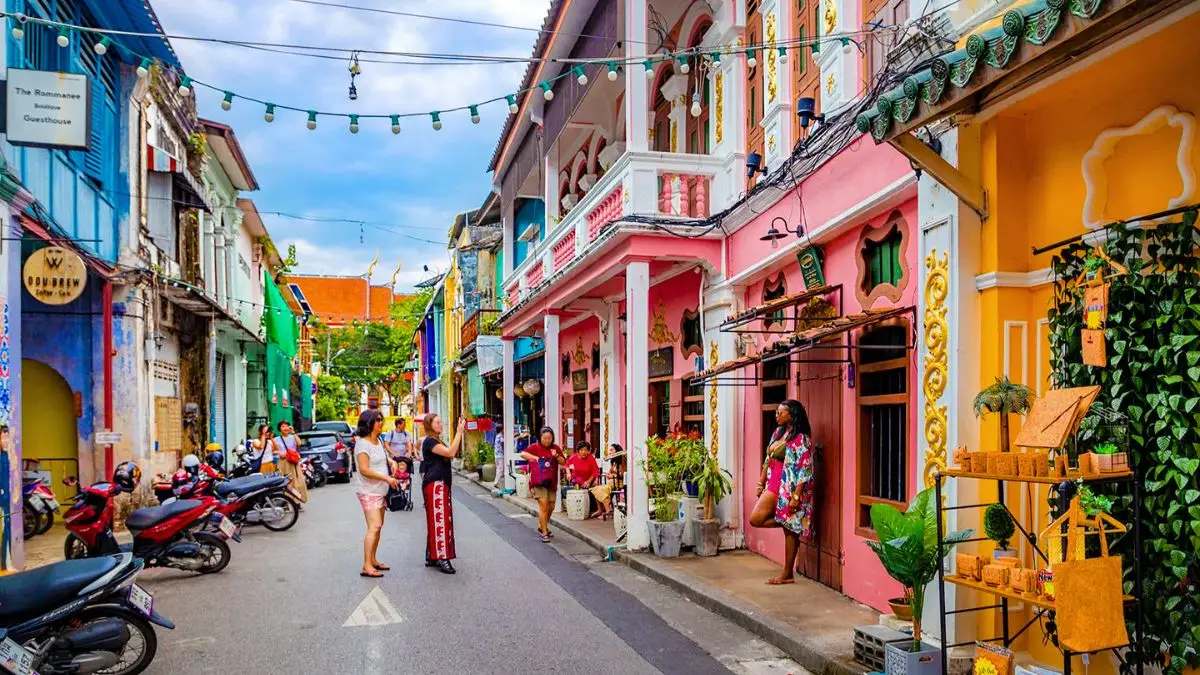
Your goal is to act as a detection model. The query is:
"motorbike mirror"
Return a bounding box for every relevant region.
[63,475,79,487]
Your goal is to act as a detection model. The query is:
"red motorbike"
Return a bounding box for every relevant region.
[156,470,301,533]
[62,479,236,574]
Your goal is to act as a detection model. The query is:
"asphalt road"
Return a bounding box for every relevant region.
[134,477,807,675]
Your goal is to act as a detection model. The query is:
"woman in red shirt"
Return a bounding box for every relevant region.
[520,427,565,542]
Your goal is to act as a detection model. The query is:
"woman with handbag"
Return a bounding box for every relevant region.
[355,409,399,578]
[521,427,565,543]
[273,421,308,506]
[421,413,466,574]
[251,424,275,474]
[749,399,816,586]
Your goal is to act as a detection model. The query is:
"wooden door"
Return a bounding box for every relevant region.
[794,357,843,591]
[572,393,587,450]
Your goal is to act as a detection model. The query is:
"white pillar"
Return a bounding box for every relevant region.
[662,74,688,154]
[543,313,561,441]
[501,337,516,490]
[223,231,236,309]
[624,260,650,550]
[599,303,620,454]
[624,0,649,152]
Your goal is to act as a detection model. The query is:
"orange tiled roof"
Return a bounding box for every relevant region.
[284,275,412,326]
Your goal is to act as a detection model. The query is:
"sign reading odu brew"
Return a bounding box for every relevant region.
[4,68,91,150]
[24,246,87,305]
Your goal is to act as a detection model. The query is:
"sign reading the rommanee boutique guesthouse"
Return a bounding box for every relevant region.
[4,69,91,150]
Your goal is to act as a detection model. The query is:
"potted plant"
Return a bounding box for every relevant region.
[866,488,973,675]
[1077,484,1114,516]
[693,457,732,557]
[1092,442,1127,473]
[477,441,496,482]
[643,439,684,558]
[983,504,1018,560]
[973,376,1034,453]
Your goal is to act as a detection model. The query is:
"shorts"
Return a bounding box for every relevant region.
[357,492,385,510]
[531,486,554,501]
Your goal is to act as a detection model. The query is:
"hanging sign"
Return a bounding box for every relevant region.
[648,347,674,379]
[1082,329,1107,367]
[4,69,91,150]
[796,246,826,289]
[24,246,86,305]
[1083,285,1108,330]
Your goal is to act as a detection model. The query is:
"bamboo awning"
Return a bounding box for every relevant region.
[689,354,762,385]
[719,285,840,332]
[762,305,915,357]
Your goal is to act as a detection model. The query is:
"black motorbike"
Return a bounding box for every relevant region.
[303,456,328,490]
[0,552,174,675]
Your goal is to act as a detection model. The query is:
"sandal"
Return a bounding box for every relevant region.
[766,576,795,585]
[373,563,391,571]
[360,570,385,578]
[539,531,552,543]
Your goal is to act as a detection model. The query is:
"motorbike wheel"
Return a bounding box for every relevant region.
[194,531,232,574]
[37,508,55,535]
[68,606,158,675]
[313,469,328,489]
[260,494,299,532]
[23,506,43,539]
[64,533,91,560]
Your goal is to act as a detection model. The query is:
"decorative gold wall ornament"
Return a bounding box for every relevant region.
[715,71,724,143]
[649,299,679,346]
[766,12,778,103]
[797,297,838,332]
[602,359,610,449]
[768,135,776,153]
[922,250,950,489]
[709,341,720,458]
[670,120,678,153]
[826,73,836,94]
[823,1,837,34]
[572,335,588,365]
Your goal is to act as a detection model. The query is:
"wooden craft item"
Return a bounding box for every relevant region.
[1057,555,1129,652]
[968,451,988,473]
[995,556,1020,569]
[1033,451,1049,477]
[953,446,970,469]
[1010,568,1038,595]
[1082,329,1107,367]
[1084,285,1109,329]
[1097,452,1128,473]
[1015,386,1101,450]
[974,642,1014,675]
[956,553,984,581]
[982,563,1010,587]
[1052,457,1067,478]
[1078,452,1101,477]
[1016,452,1035,477]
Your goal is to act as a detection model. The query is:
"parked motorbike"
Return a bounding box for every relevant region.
[22,473,60,539]
[62,471,236,574]
[302,456,328,490]
[166,473,301,533]
[226,446,258,479]
[0,552,174,675]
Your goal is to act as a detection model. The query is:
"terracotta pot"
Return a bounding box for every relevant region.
[888,598,913,620]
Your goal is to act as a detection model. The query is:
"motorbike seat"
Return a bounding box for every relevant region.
[0,556,119,623]
[126,499,205,531]
[215,475,284,497]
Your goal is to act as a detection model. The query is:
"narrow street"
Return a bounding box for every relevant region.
[135,478,805,675]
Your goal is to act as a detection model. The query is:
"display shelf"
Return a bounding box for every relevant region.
[940,468,1134,485]
[944,575,1134,612]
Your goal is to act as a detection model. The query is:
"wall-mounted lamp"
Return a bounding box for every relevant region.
[759,216,805,250]
[908,135,943,180]
[746,152,767,179]
[796,96,825,130]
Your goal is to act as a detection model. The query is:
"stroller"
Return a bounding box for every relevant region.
[386,457,414,512]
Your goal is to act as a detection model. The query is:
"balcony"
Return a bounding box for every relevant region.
[461,310,480,349]
[504,150,729,305]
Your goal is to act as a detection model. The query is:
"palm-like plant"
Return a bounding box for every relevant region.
[866,488,973,649]
[973,376,1034,452]
[696,457,733,520]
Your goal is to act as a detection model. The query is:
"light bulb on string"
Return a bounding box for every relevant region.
[506,95,519,114]
[348,83,358,101]
[469,105,480,124]
[677,54,690,74]
[711,51,722,67]
[643,59,655,79]
[56,28,69,48]
[841,37,853,54]
[220,91,234,111]
[778,46,788,64]
[264,103,276,123]
[348,114,360,134]
[540,81,554,101]
[745,48,756,69]
[390,114,401,134]
[136,58,152,79]
[606,62,618,81]
[94,36,111,55]
[177,75,191,97]
[690,91,701,117]
[10,13,25,41]
[573,66,587,85]
[431,111,442,130]
[306,111,318,130]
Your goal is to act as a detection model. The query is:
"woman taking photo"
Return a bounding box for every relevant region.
[421,413,466,574]
[251,424,274,473]
[355,409,399,578]
[749,399,816,586]
[273,421,308,506]
[521,427,565,543]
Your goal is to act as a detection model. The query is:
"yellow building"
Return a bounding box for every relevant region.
[860,1,1199,673]
[443,252,460,432]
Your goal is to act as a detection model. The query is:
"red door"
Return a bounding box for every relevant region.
[794,357,843,591]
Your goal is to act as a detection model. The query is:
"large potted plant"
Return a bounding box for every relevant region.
[972,376,1034,453]
[476,441,496,482]
[643,438,684,557]
[866,488,973,675]
[693,457,732,557]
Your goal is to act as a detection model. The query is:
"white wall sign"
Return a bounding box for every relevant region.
[95,431,122,445]
[5,68,91,150]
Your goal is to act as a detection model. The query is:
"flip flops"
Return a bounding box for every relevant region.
[360,570,384,578]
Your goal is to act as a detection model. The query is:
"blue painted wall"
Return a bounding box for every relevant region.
[512,199,545,268]
[513,337,543,362]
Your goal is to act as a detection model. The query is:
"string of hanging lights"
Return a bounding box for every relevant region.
[2,10,892,134]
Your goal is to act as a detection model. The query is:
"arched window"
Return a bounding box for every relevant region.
[684,19,713,155]
[651,68,673,152]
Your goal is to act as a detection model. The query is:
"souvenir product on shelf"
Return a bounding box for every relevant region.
[1010,568,1038,596]
[1036,568,1055,601]
[973,642,1014,675]
[1016,451,1035,477]
[984,452,1003,475]
[968,451,987,473]
[1081,329,1107,367]
[1015,386,1101,451]
[1033,451,1049,477]
[953,447,970,469]
[956,553,984,581]
[981,563,1010,588]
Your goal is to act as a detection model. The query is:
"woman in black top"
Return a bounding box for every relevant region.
[421,413,465,574]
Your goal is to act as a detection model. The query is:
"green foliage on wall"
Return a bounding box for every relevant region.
[1047,210,1200,675]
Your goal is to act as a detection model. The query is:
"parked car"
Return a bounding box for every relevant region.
[298,431,352,482]
[311,420,354,445]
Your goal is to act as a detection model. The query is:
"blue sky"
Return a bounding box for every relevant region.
[152,0,549,289]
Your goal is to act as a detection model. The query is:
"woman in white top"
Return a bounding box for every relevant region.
[251,424,275,473]
[355,408,398,578]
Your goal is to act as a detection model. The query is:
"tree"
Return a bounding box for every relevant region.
[315,375,350,421]
[972,375,1033,452]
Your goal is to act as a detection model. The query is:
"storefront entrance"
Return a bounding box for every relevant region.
[794,357,843,591]
[21,359,78,507]
[648,379,670,438]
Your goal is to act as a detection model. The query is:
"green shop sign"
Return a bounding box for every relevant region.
[796,246,825,289]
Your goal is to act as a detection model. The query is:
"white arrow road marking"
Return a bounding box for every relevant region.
[343,587,403,627]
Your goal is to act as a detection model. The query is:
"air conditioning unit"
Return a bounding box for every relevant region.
[518,223,541,242]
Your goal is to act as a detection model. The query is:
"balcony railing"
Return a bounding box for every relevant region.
[504,150,730,307]
[461,310,480,349]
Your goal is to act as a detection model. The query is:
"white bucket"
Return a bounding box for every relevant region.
[565,489,589,521]
[515,472,530,499]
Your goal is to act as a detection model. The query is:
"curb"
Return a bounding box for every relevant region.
[456,471,860,675]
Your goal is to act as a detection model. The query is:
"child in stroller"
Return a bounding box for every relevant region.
[387,457,414,511]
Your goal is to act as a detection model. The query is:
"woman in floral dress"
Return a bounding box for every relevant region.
[749,399,815,585]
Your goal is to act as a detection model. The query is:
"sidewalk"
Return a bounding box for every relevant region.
[459,473,876,675]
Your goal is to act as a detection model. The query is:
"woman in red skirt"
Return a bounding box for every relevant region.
[420,413,465,574]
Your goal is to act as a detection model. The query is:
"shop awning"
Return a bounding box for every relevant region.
[690,354,765,385]
[156,277,261,343]
[763,305,915,357]
[147,145,211,213]
[720,285,840,332]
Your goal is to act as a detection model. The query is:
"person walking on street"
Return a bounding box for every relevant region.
[421,413,466,574]
[521,427,565,543]
[273,421,309,507]
[354,409,399,578]
[384,418,413,461]
[252,424,275,474]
